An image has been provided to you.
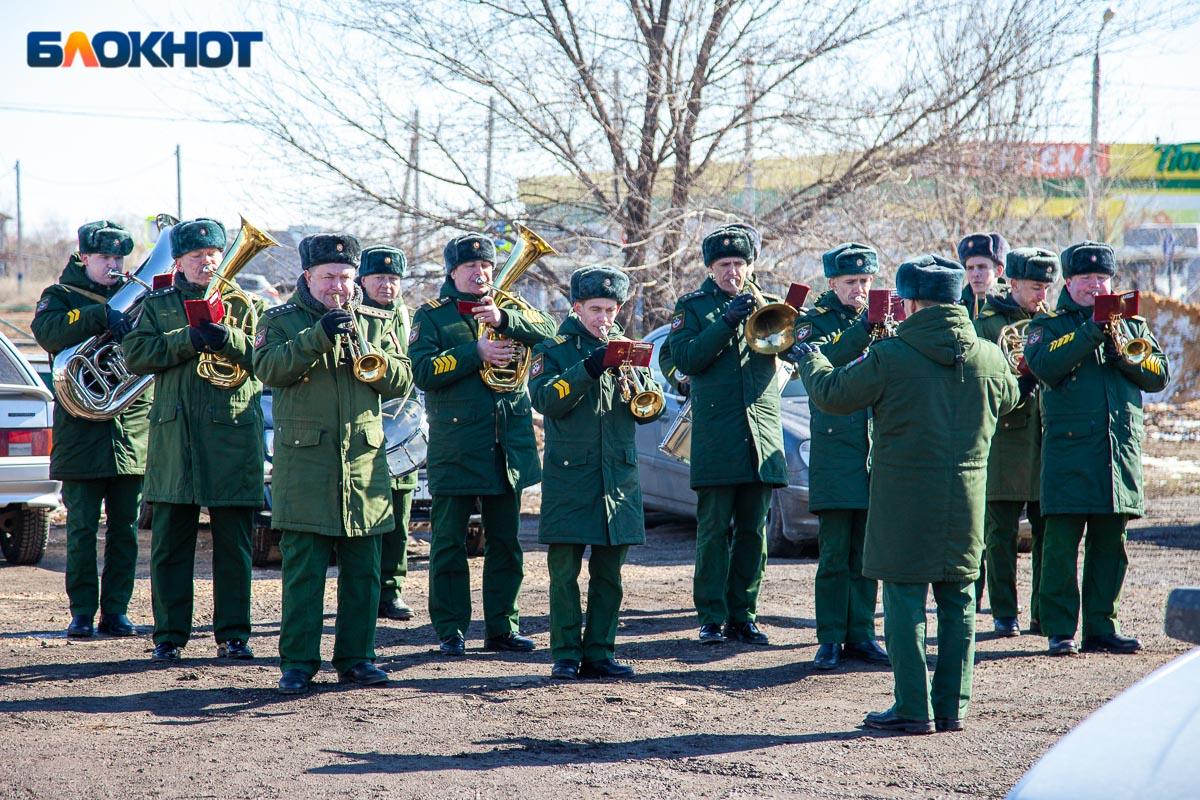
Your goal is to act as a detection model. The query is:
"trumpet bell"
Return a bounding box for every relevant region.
[745,303,798,355]
[1123,337,1152,365]
[630,390,665,420]
[353,352,387,383]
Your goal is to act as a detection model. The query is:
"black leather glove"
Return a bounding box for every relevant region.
[196,321,228,351]
[1017,373,1038,398]
[786,342,821,363]
[1102,338,1121,363]
[723,293,756,327]
[584,345,609,379]
[106,308,133,342]
[188,326,206,351]
[320,308,354,340]
[677,379,691,398]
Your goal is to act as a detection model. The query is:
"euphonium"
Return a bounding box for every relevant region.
[742,280,797,355]
[331,292,387,382]
[476,223,557,391]
[599,325,666,420]
[997,301,1047,374]
[52,213,179,420]
[195,217,280,389]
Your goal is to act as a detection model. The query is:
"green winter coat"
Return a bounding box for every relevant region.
[409,277,556,496]
[253,282,413,536]
[799,304,1020,583]
[362,289,418,491]
[1023,292,1169,517]
[530,314,664,546]
[123,276,265,506]
[31,256,151,480]
[794,291,872,510]
[973,294,1042,502]
[667,276,787,489]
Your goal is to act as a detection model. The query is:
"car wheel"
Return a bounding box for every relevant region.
[137,500,154,530]
[1,507,50,565]
[252,526,283,568]
[766,494,804,559]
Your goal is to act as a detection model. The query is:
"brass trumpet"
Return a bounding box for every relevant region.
[1108,317,1152,365]
[741,281,797,355]
[599,326,665,419]
[331,292,387,382]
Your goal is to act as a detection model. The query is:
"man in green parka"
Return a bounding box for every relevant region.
[254,232,412,694]
[972,247,1058,637]
[124,218,265,664]
[530,266,664,680]
[1024,241,1170,657]
[796,254,1020,735]
[668,224,787,646]
[32,220,150,639]
[791,243,888,670]
[958,232,1009,321]
[410,232,557,656]
[358,244,418,622]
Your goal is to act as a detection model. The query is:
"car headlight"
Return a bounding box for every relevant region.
[797,439,810,468]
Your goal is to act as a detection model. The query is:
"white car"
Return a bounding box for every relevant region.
[0,332,59,565]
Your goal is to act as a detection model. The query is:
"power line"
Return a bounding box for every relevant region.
[0,103,232,125]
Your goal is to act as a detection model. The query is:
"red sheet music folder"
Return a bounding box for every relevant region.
[785,282,810,309]
[1093,291,1139,322]
[603,340,653,367]
[184,292,223,327]
[867,290,906,323]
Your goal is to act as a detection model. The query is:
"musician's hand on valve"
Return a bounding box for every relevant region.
[106,308,133,342]
[319,309,353,340]
[584,345,609,379]
[477,336,516,367]
[1103,338,1122,363]
[473,296,504,328]
[722,294,756,327]
[196,321,228,351]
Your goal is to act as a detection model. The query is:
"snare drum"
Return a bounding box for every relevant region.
[381,395,429,478]
[658,398,692,463]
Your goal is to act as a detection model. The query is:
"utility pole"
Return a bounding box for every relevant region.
[743,61,756,219]
[175,144,183,220]
[15,161,22,285]
[1087,8,1115,239]
[485,98,495,203]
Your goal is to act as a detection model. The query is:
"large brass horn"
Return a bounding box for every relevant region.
[195,216,280,389]
[51,214,180,420]
[475,223,558,392]
[996,302,1047,374]
[742,281,797,355]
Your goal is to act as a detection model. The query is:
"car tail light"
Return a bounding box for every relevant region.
[0,428,53,457]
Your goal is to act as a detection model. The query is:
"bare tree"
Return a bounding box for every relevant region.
[222,0,1139,332]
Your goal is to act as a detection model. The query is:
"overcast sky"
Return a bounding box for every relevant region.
[2,0,1198,244]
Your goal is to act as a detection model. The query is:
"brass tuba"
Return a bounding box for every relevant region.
[52,214,179,420]
[476,223,557,391]
[742,281,797,355]
[195,217,280,389]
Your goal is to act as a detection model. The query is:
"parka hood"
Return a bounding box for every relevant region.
[897,303,978,368]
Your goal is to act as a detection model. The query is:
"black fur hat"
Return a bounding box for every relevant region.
[822,242,879,278]
[359,245,408,278]
[170,218,226,259]
[957,232,1009,266]
[702,226,756,267]
[444,233,496,274]
[299,232,361,270]
[77,220,134,257]
[570,266,629,304]
[896,254,965,303]
[1006,247,1060,283]
[1060,241,1116,278]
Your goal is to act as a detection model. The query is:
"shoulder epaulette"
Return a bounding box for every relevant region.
[357,305,393,320]
[678,290,706,303]
[144,286,178,299]
[1131,314,1146,322]
[550,334,568,345]
[263,303,298,319]
[977,307,997,319]
[421,297,450,311]
[808,306,829,318]
[1035,309,1059,319]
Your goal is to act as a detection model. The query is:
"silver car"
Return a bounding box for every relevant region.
[638,325,817,556]
[0,333,59,565]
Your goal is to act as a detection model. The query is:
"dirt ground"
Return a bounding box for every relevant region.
[1,433,1198,799]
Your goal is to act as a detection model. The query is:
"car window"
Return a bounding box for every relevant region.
[0,341,36,386]
[645,327,669,391]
